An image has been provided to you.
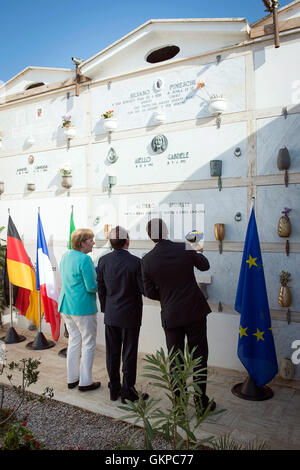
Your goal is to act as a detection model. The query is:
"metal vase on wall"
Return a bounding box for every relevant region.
[277,146,291,187]
[214,223,225,254]
[277,208,291,256]
[210,160,222,191]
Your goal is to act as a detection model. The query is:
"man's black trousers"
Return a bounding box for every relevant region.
[164,316,209,403]
[105,324,140,394]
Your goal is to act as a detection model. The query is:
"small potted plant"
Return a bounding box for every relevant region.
[62,115,76,139]
[197,81,227,115]
[60,164,72,189]
[278,270,292,308]
[101,110,118,132]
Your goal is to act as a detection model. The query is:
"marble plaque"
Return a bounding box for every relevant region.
[91,122,247,187]
[91,188,247,242]
[91,56,246,132]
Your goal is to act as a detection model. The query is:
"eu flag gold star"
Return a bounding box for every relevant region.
[239,326,248,338]
[253,328,264,341]
[246,254,258,269]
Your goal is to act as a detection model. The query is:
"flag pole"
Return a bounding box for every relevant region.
[2,209,26,344]
[26,207,55,350]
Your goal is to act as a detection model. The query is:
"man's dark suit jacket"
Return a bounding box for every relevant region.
[97,249,144,328]
[141,240,211,329]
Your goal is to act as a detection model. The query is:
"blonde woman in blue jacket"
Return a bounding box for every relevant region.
[58,229,100,392]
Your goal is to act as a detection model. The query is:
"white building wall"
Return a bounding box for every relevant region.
[1,23,300,380]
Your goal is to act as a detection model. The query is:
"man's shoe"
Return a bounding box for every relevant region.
[68,380,79,389]
[78,382,101,392]
[121,387,149,404]
[110,390,121,401]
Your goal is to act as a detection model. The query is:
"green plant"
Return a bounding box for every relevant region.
[116,395,161,450]
[1,417,43,450]
[62,115,72,127]
[280,270,291,287]
[101,110,114,119]
[116,346,221,450]
[212,434,269,450]
[60,168,72,176]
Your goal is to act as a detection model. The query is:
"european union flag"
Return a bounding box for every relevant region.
[235,208,278,387]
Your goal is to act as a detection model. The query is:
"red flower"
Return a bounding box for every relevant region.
[34,441,40,448]
[22,421,27,427]
[25,434,30,441]
[197,81,205,89]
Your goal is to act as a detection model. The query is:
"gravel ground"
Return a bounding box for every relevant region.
[0,383,173,450]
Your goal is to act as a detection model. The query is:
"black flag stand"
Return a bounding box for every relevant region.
[1,282,26,344]
[232,374,274,401]
[26,290,55,350]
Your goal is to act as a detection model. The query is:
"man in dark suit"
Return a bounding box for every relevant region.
[141,218,215,413]
[97,226,149,404]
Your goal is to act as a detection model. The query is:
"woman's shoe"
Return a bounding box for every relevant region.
[68,380,79,389]
[78,382,101,392]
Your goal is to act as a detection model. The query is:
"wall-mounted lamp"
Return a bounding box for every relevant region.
[210,160,222,191]
[235,212,242,222]
[214,223,225,254]
[108,175,117,197]
[277,146,291,187]
[234,147,242,157]
[0,181,4,195]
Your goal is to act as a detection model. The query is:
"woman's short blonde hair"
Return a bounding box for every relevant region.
[71,229,94,251]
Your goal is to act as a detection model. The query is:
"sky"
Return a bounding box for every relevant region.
[0,0,294,84]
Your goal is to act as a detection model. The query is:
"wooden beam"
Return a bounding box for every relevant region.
[250,17,300,39]
[2,74,90,104]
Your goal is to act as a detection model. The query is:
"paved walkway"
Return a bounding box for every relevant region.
[1,326,300,450]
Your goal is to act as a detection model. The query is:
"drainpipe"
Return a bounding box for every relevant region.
[273,1,280,48]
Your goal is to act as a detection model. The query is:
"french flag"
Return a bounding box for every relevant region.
[36,213,60,341]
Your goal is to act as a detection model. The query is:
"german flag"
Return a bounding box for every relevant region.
[7,216,40,327]
[7,216,35,290]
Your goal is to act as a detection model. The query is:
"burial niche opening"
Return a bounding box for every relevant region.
[146,45,180,64]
